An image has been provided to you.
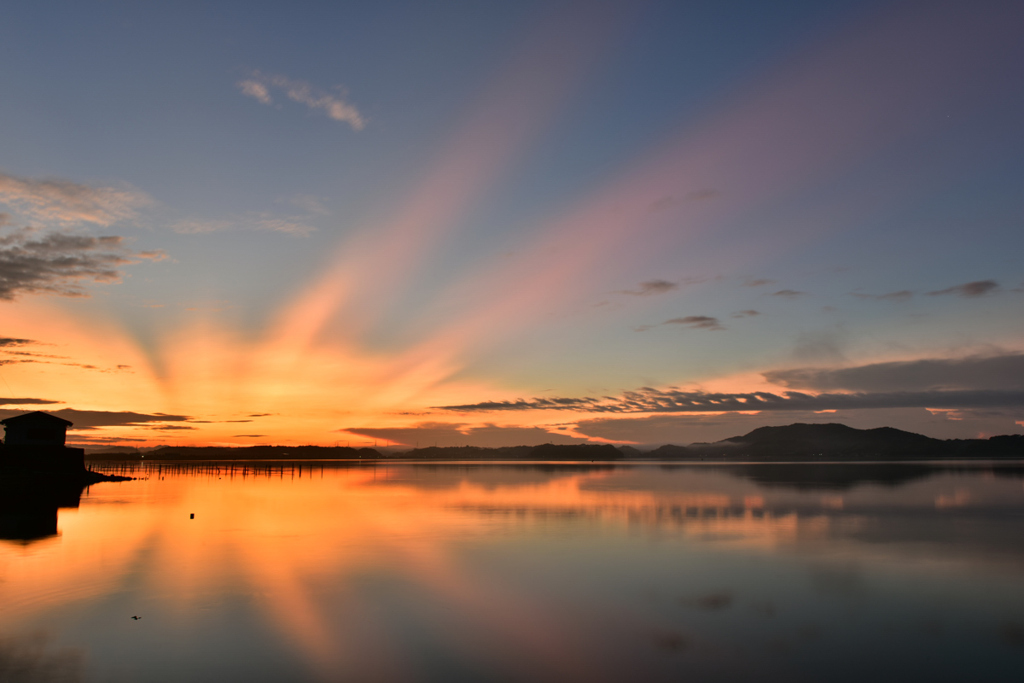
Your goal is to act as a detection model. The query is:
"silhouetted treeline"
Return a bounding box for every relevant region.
[87,443,625,462]
[396,445,535,460]
[86,445,382,461]
[83,424,1024,462]
[398,443,623,461]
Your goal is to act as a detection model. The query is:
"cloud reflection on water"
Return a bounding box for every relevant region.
[0,463,1021,681]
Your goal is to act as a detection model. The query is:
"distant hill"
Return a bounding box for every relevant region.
[75,445,145,455]
[399,443,622,461]
[397,445,535,460]
[82,424,1024,462]
[683,423,1023,460]
[647,444,694,459]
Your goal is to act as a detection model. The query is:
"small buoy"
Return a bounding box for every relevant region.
[189,513,194,519]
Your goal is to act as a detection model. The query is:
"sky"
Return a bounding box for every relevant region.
[1,0,1023,449]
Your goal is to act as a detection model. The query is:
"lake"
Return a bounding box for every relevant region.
[1,461,1023,682]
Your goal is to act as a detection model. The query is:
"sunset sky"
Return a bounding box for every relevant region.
[1,0,1022,448]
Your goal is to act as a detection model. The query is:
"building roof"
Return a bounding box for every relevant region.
[0,411,73,427]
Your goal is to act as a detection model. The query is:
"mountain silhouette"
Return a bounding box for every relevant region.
[676,422,1022,460]
[82,423,1024,462]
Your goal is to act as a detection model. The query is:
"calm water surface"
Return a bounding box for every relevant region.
[1,462,1023,682]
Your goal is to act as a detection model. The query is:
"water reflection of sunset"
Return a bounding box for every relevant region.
[1,464,1023,682]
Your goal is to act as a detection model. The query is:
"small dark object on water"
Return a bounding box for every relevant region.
[131,616,141,620]
[190,513,194,519]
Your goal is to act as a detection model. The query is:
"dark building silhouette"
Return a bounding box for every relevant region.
[0,411,85,475]
[0,411,90,542]
[2,411,72,446]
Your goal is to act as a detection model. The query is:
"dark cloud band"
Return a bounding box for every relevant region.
[0,408,191,429]
[0,228,165,300]
[765,353,1024,392]
[438,388,1024,414]
[343,422,585,448]
[927,280,999,297]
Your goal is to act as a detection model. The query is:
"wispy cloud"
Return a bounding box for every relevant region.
[686,189,720,201]
[0,397,61,406]
[619,279,678,296]
[731,310,760,318]
[0,353,134,373]
[342,422,586,448]
[68,434,149,444]
[651,190,721,211]
[793,329,846,362]
[772,289,804,298]
[0,171,150,226]
[665,315,723,330]
[269,5,627,356]
[765,352,1024,392]
[253,218,316,237]
[927,280,999,298]
[238,79,272,104]
[0,337,68,365]
[0,228,166,300]
[238,71,366,131]
[288,195,331,216]
[617,276,716,297]
[0,408,192,429]
[635,314,724,332]
[435,399,605,413]
[0,337,35,347]
[172,213,315,237]
[852,289,913,302]
[437,387,1024,414]
[744,279,774,287]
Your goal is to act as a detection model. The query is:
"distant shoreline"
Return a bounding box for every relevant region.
[81,423,1024,463]
[84,454,1024,464]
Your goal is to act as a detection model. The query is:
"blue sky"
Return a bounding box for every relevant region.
[1,0,1022,447]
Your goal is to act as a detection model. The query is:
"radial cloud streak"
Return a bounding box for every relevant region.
[270,4,629,358]
[366,0,1024,387]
